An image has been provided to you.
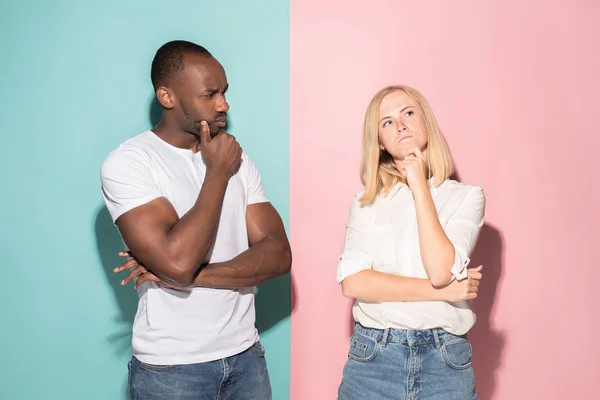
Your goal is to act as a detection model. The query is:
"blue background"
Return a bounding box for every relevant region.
[0,1,290,398]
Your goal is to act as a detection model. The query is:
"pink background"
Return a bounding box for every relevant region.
[290,1,600,399]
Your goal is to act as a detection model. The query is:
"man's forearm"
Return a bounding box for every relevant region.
[128,171,230,285]
[190,236,292,288]
[156,171,230,284]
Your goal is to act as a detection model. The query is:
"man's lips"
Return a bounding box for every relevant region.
[214,116,227,127]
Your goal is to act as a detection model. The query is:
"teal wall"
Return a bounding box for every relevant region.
[0,1,290,399]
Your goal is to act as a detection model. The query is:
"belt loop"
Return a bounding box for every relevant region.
[381,328,389,346]
[432,329,442,348]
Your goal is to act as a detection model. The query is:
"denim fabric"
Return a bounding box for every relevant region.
[129,342,271,400]
[338,323,477,400]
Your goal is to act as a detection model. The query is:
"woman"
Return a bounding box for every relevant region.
[336,85,485,400]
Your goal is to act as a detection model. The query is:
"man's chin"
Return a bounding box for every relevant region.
[209,124,226,138]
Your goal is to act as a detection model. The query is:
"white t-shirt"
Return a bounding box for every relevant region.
[100,130,268,365]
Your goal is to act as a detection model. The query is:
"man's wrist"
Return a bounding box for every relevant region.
[204,169,231,184]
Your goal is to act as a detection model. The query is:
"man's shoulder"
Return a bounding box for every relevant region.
[237,152,261,177]
[240,151,255,166]
[107,131,155,156]
[101,131,154,178]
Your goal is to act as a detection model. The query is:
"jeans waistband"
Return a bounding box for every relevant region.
[353,322,467,346]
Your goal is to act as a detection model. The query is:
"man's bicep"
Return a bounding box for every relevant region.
[116,197,179,271]
[245,202,287,247]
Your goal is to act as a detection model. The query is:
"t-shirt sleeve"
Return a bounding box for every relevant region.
[242,153,269,205]
[100,147,163,223]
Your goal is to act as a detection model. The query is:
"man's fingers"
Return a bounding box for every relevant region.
[114,258,138,273]
[121,266,147,286]
[199,120,210,145]
[134,273,160,289]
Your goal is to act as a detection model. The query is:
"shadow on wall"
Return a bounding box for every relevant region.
[454,170,506,400]
[256,273,294,334]
[94,207,135,399]
[95,206,137,358]
[469,223,505,400]
[149,96,161,127]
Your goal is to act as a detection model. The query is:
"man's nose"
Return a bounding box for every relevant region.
[216,96,229,113]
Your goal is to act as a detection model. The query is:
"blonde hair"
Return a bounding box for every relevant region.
[359,85,454,204]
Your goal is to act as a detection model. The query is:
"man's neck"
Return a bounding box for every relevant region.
[152,120,200,152]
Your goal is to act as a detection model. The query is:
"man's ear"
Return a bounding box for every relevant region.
[156,86,176,109]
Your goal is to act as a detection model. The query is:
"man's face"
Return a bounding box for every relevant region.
[174,54,230,138]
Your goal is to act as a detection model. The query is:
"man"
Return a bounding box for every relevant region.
[101,40,291,400]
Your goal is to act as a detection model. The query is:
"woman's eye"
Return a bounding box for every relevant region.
[405,111,414,117]
[383,120,392,127]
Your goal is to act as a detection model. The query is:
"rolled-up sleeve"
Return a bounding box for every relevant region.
[336,195,373,283]
[444,186,486,280]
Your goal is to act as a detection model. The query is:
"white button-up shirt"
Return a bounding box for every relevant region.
[336,179,485,335]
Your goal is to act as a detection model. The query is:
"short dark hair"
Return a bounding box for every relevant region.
[150,40,212,89]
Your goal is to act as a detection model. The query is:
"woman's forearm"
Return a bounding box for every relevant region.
[341,270,446,302]
[412,188,455,286]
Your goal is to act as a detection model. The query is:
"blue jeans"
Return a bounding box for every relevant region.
[128,342,271,400]
[338,323,477,400]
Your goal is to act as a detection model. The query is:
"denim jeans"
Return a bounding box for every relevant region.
[128,342,271,400]
[338,323,477,400]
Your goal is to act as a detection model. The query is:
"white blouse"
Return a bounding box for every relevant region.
[336,179,485,335]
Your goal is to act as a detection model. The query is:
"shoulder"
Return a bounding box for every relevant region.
[240,151,255,166]
[101,132,153,179]
[350,189,373,212]
[442,179,484,197]
[238,151,262,177]
[441,180,485,210]
[353,189,366,199]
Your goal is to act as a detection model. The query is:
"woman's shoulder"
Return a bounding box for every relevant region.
[353,189,366,199]
[440,179,485,200]
[442,179,483,192]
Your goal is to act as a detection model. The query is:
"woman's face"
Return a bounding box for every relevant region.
[378,90,428,161]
